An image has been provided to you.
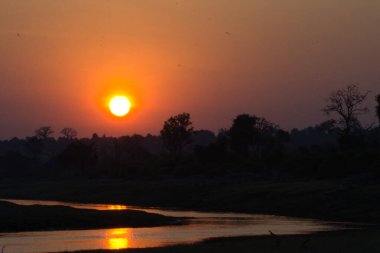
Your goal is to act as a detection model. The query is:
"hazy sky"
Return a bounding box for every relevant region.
[1,0,380,139]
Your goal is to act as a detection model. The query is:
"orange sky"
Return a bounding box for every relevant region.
[1,0,380,138]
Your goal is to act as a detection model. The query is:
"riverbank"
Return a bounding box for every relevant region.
[0,176,379,223]
[65,228,380,253]
[0,201,184,233]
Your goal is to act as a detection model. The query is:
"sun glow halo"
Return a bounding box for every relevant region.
[109,96,131,117]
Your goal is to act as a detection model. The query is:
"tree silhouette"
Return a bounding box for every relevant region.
[316,119,338,134]
[229,114,257,155]
[35,126,54,139]
[322,84,369,136]
[61,127,78,140]
[25,136,43,159]
[160,113,193,155]
[59,140,97,175]
[376,94,380,128]
[229,114,278,156]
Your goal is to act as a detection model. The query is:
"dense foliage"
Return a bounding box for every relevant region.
[1,86,379,181]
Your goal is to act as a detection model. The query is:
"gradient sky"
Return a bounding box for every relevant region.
[1,0,380,139]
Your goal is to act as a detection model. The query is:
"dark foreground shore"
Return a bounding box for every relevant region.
[0,177,379,252]
[0,201,184,233]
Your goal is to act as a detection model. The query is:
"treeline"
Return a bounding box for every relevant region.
[1,84,380,180]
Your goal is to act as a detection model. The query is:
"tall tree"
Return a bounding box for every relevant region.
[61,127,78,140]
[160,113,193,155]
[229,114,277,156]
[376,94,380,128]
[322,84,369,136]
[35,126,54,139]
[229,114,257,155]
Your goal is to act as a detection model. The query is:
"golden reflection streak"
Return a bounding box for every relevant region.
[107,205,127,210]
[108,238,129,249]
[106,228,129,250]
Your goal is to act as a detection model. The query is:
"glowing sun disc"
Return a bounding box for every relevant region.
[109,96,131,117]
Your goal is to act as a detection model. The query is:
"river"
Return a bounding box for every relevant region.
[0,199,347,253]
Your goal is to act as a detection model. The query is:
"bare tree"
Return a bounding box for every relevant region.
[34,126,54,139]
[322,84,369,135]
[160,113,193,155]
[61,127,78,140]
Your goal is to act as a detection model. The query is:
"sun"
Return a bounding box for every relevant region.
[109,96,131,117]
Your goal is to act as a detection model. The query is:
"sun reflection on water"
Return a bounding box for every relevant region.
[106,228,130,250]
[108,238,129,249]
[107,205,127,210]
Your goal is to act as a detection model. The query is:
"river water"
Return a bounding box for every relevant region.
[0,199,346,253]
